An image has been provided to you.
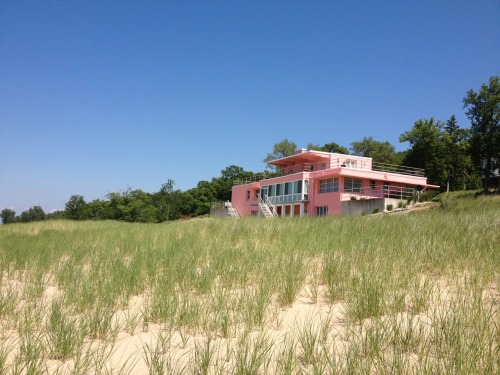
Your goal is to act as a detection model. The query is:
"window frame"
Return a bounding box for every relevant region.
[316,206,328,216]
[319,178,339,193]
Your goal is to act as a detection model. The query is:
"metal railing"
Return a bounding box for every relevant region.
[210,201,241,217]
[233,160,424,186]
[342,185,416,200]
[257,194,278,217]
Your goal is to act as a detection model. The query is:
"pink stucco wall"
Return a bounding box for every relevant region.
[231,183,259,216]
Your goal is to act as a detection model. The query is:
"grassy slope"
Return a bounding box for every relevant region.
[0,194,498,374]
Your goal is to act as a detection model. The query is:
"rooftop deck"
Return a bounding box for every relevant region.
[234,160,425,186]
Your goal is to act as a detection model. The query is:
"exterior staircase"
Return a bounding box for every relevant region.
[227,206,240,217]
[258,194,278,218]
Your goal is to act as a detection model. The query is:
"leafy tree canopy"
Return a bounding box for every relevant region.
[65,195,89,220]
[20,206,46,223]
[463,76,500,192]
[350,137,401,165]
[263,139,297,168]
[307,142,350,155]
[1,208,16,224]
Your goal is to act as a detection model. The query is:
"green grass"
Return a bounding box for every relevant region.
[0,194,498,373]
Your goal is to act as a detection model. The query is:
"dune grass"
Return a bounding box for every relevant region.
[0,194,498,374]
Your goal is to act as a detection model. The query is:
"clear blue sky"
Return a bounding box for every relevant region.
[1,1,499,213]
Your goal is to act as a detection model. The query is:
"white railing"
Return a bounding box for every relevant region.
[257,194,278,217]
[342,185,416,200]
[234,161,424,186]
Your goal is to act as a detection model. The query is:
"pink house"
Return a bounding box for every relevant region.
[230,148,440,217]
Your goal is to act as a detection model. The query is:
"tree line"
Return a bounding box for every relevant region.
[2,76,498,224]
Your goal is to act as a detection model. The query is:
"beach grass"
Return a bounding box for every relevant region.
[0,194,498,373]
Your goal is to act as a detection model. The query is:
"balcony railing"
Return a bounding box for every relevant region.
[233,160,424,186]
[342,185,416,200]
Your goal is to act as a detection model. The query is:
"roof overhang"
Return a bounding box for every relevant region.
[269,151,330,168]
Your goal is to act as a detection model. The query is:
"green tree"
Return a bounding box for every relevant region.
[47,210,66,220]
[126,189,157,223]
[350,137,402,165]
[442,115,475,191]
[65,195,90,220]
[1,208,16,224]
[20,206,46,222]
[307,141,350,155]
[212,165,256,202]
[87,199,112,220]
[154,180,184,221]
[400,118,447,188]
[187,181,217,216]
[463,76,500,193]
[263,139,297,168]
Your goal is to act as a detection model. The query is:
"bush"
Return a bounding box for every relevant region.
[386,204,393,211]
[350,196,357,201]
[372,208,380,214]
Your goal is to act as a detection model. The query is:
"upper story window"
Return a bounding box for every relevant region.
[345,160,357,168]
[320,178,339,193]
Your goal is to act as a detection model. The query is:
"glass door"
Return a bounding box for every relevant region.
[260,187,268,200]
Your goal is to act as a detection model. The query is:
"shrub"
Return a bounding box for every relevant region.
[372,208,380,214]
[350,196,357,201]
[386,204,393,211]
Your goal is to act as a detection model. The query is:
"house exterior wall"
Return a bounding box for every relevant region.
[341,199,386,216]
[231,183,259,217]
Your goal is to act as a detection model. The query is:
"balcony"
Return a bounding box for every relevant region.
[233,161,424,186]
[342,185,416,201]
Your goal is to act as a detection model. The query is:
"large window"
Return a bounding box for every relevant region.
[316,206,328,216]
[319,178,339,193]
[344,178,363,193]
[263,180,305,203]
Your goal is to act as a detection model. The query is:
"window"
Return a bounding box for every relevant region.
[293,180,303,194]
[321,163,326,170]
[344,178,363,193]
[320,178,339,193]
[246,190,250,200]
[316,206,328,216]
[370,180,376,189]
[345,160,357,168]
[268,185,275,196]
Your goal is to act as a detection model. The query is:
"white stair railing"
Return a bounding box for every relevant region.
[257,194,277,217]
